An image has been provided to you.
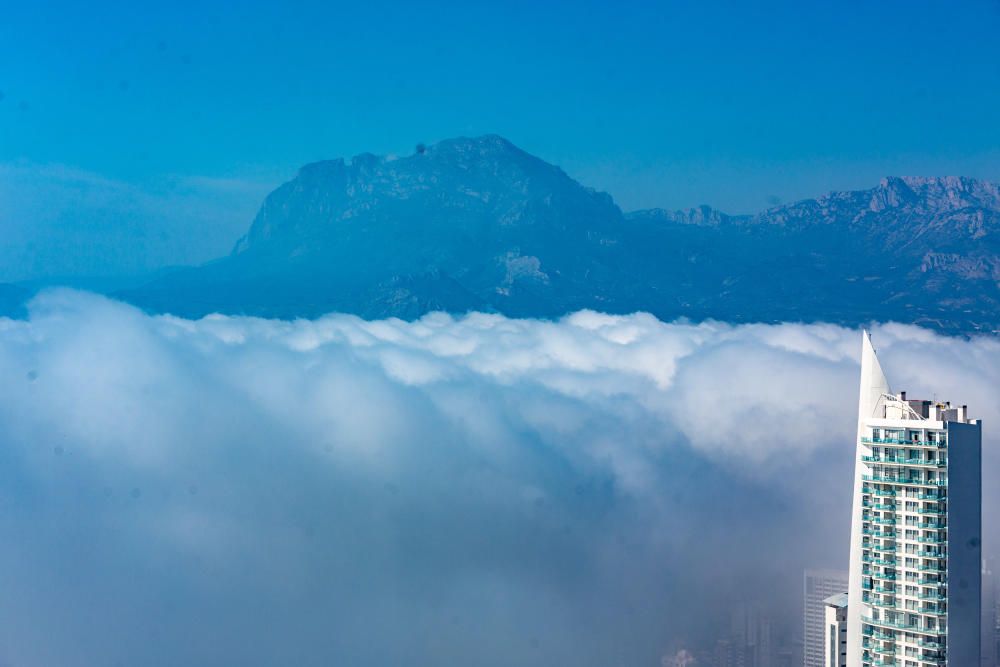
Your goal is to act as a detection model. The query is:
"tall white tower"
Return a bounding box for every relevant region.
[846,332,982,667]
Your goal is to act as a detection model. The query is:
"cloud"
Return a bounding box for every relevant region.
[0,291,996,666]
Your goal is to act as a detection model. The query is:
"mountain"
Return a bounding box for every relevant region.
[120,136,1000,334]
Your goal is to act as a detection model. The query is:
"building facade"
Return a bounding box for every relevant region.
[805,570,849,667]
[846,332,982,667]
[824,593,849,667]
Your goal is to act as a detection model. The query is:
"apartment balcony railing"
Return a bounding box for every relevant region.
[916,508,946,516]
[862,487,898,497]
[914,550,944,558]
[862,475,947,487]
[870,598,898,608]
[918,592,947,601]
[861,455,947,467]
[862,616,946,636]
[917,638,945,649]
[862,437,947,448]
[864,529,897,538]
[862,627,896,639]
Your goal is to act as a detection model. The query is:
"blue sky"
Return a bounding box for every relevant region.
[1,0,999,279]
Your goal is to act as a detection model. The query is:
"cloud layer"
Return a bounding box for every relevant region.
[0,291,996,666]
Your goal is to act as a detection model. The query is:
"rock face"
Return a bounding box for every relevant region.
[120,136,1000,334]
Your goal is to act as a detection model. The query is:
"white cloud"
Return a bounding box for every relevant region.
[0,290,995,666]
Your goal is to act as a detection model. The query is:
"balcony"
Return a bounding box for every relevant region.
[918,592,947,601]
[862,475,947,487]
[916,508,946,516]
[861,455,947,468]
[918,564,947,572]
[862,436,947,448]
[864,529,897,538]
[917,520,946,529]
[862,616,945,636]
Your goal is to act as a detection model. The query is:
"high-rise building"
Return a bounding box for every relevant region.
[846,332,983,667]
[804,569,849,667]
[823,593,849,667]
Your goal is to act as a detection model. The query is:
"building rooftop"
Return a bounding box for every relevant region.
[823,593,848,609]
[861,332,977,424]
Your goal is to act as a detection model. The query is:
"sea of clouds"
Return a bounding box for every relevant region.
[0,290,996,666]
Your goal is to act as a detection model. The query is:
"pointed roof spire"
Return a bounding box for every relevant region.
[858,330,891,423]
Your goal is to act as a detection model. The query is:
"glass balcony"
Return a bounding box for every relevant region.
[918,592,947,601]
[861,455,946,467]
[918,564,947,572]
[862,475,947,487]
[861,437,946,448]
[862,616,945,636]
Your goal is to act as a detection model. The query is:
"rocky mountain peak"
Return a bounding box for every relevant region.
[871,175,1000,213]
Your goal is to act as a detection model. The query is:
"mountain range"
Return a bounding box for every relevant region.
[7,135,1000,334]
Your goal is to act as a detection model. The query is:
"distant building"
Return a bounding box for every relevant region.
[730,603,773,667]
[823,593,848,667]
[846,332,983,666]
[986,559,999,667]
[804,569,848,667]
[711,638,745,667]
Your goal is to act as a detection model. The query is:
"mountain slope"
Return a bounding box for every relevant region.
[121,136,1000,334]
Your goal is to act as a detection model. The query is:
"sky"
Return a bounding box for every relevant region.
[1,290,997,665]
[2,7,997,662]
[1,0,999,281]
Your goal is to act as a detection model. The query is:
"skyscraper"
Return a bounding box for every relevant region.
[846,332,983,666]
[804,569,849,667]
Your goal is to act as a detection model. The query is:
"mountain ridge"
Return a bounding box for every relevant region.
[11,135,999,334]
